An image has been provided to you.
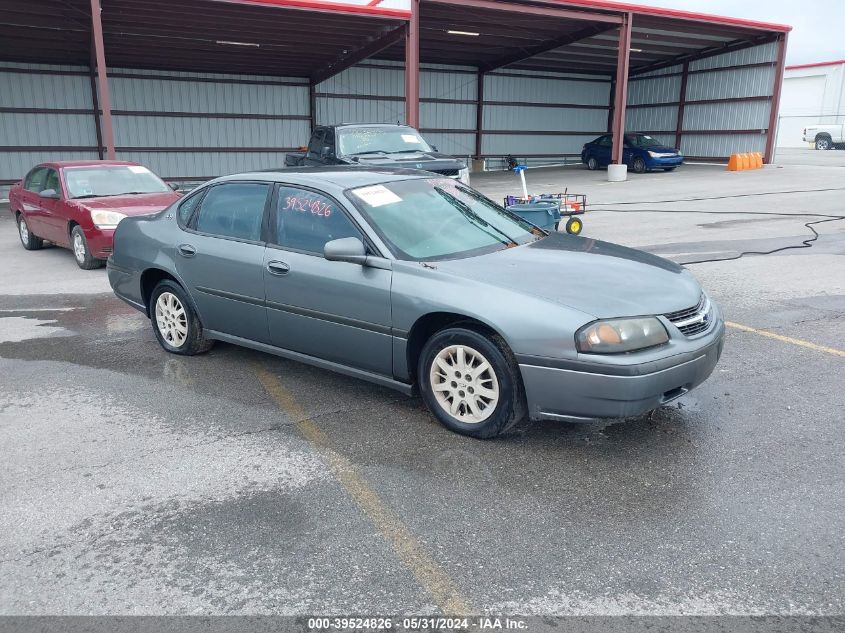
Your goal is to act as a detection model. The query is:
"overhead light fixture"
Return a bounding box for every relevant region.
[216,40,260,47]
[630,47,643,53]
[447,30,480,36]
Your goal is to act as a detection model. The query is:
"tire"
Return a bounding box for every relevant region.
[418,327,527,439]
[586,157,598,171]
[632,157,647,173]
[70,225,103,270]
[16,213,43,251]
[565,216,583,235]
[149,280,214,356]
[815,136,832,151]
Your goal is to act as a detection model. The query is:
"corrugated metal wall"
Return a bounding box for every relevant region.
[109,68,310,180]
[482,70,610,166]
[681,42,776,157]
[315,61,478,158]
[626,64,682,143]
[0,62,99,200]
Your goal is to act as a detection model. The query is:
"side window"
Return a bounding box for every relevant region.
[43,169,60,195]
[177,191,204,225]
[598,136,612,147]
[307,129,325,159]
[194,183,269,241]
[275,186,361,254]
[24,167,47,192]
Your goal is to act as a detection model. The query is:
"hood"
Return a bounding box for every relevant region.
[434,232,702,319]
[346,152,466,172]
[645,145,680,154]
[72,191,181,216]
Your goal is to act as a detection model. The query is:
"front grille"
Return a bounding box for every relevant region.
[432,169,459,177]
[664,294,712,337]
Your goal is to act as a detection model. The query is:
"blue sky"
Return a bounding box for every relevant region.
[621,0,844,65]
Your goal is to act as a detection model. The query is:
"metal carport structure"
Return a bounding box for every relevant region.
[0,0,790,196]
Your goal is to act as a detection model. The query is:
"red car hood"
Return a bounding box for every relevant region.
[72,192,181,216]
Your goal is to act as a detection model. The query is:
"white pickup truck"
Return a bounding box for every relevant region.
[803,124,844,150]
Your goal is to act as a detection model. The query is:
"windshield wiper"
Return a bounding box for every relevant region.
[349,150,390,156]
[391,149,426,154]
[433,187,519,247]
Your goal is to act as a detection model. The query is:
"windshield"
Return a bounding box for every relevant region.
[337,127,433,156]
[64,165,170,199]
[347,178,539,261]
[626,134,664,148]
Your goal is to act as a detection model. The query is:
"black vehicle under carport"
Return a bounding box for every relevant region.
[286,124,470,184]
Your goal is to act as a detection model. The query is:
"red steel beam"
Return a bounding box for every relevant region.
[674,60,689,149]
[611,13,632,164]
[764,32,788,163]
[90,0,115,160]
[475,70,484,159]
[425,0,622,24]
[405,0,420,128]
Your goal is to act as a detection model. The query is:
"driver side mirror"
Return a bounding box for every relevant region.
[39,189,59,199]
[320,146,333,159]
[169,182,180,191]
[324,237,368,265]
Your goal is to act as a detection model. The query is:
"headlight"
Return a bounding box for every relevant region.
[458,167,470,185]
[90,210,127,229]
[576,317,669,354]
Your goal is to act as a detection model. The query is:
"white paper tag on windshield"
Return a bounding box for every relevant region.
[352,185,402,207]
[127,165,151,174]
[401,134,421,144]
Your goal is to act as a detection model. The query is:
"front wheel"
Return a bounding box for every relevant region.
[565,216,583,235]
[815,137,832,150]
[632,157,647,173]
[418,327,526,439]
[586,157,598,171]
[71,225,103,270]
[150,280,214,356]
[17,214,43,250]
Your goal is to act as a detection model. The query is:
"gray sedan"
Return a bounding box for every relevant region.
[108,167,724,438]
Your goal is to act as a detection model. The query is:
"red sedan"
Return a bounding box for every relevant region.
[9,161,181,269]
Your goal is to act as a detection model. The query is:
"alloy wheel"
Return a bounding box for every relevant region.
[429,344,500,424]
[155,292,189,348]
[18,218,29,245]
[73,233,87,263]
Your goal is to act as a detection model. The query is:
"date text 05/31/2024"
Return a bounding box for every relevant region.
[307,618,528,630]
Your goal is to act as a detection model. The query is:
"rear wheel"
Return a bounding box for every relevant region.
[418,327,526,439]
[71,225,103,270]
[150,280,214,356]
[632,157,647,173]
[815,136,832,150]
[16,213,43,251]
[586,157,598,171]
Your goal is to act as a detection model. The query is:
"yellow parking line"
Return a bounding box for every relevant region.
[726,321,845,358]
[253,364,472,615]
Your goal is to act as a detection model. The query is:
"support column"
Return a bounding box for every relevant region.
[404,0,420,128]
[764,32,788,164]
[309,81,317,133]
[610,13,632,166]
[475,70,484,160]
[90,0,115,160]
[675,61,689,151]
[88,43,104,160]
[606,79,615,133]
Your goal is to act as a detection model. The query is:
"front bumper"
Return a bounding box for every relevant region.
[85,226,116,259]
[520,320,725,422]
[646,155,684,168]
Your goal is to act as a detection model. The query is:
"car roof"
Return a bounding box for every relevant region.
[39,160,143,169]
[216,166,431,189]
[328,123,415,130]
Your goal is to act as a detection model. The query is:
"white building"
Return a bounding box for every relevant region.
[776,60,845,147]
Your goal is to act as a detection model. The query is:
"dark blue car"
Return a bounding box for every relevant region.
[581,133,684,173]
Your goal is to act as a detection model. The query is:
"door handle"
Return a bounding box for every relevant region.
[267,260,290,276]
[178,244,196,257]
